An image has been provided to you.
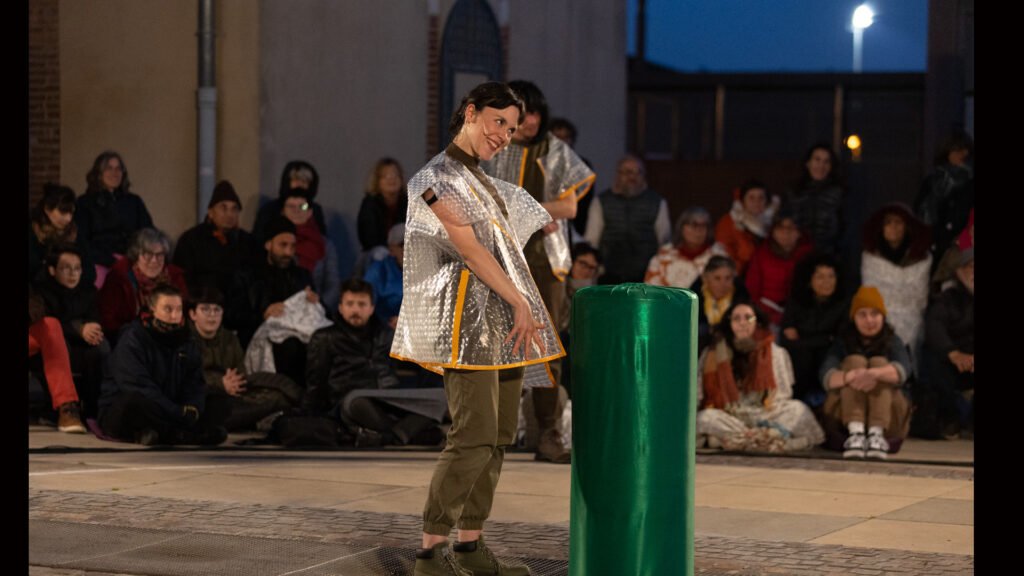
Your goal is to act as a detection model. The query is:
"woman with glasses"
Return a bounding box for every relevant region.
[75,151,154,286]
[98,227,188,343]
[644,206,728,291]
[279,187,340,311]
[697,300,824,453]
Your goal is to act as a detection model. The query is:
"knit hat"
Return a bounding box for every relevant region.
[263,215,297,243]
[387,223,405,246]
[208,180,242,210]
[958,246,974,267]
[849,286,887,319]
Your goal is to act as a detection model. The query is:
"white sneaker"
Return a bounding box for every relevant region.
[843,432,866,458]
[866,433,889,460]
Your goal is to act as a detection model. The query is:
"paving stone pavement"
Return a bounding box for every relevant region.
[30,489,973,575]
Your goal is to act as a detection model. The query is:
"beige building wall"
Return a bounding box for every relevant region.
[60,0,198,243]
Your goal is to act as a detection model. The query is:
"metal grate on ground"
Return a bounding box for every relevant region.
[29,519,569,576]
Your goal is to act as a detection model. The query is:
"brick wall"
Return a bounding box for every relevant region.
[28,0,61,206]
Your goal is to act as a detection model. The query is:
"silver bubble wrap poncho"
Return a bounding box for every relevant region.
[390,150,565,373]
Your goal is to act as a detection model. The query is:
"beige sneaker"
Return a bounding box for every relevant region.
[57,402,86,434]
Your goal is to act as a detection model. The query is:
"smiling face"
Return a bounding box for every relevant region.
[806,148,832,182]
[741,187,767,217]
[101,156,124,191]
[810,265,837,299]
[136,242,167,279]
[729,304,758,340]
[458,104,518,161]
[853,307,884,338]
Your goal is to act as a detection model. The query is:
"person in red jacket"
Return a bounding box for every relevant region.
[98,227,189,343]
[745,209,812,330]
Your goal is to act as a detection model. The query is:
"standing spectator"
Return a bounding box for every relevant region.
[99,284,228,446]
[745,210,813,329]
[779,253,848,406]
[30,183,96,288]
[715,180,780,277]
[549,117,595,238]
[785,143,844,256]
[75,151,153,283]
[280,186,340,312]
[363,223,405,328]
[584,154,671,284]
[173,180,261,343]
[819,286,912,459]
[188,286,302,432]
[34,245,109,420]
[860,203,932,368]
[252,160,328,242]
[644,207,727,290]
[930,208,973,296]
[357,158,409,251]
[918,248,974,439]
[915,132,973,268]
[29,287,86,433]
[691,255,749,353]
[98,228,189,342]
[697,301,825,452]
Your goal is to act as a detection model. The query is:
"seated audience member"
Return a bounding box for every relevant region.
[691,255,749,353]
[304,279,446,446]
[29,287,86,433]
[644,207,727,290]
[75,151,153,281]
[779,253,848,406]
[279,185,340,311]
[860,203,932,370]
[173,180,260,343]
[98,228,189,342]
[98,284,228,446]
[819,286,912,459]
[252,160,328,243]
[697,301,825,452]
[919,248,974,439]
[714,180,780,277]
[34,244,109,419]
[745,209,812,330]
[363,223,405,328]
[245,216,324,388]
[188,286,302,432]
[930,208,973,296]
[30,183,96,288]
[561,242,604,397]
[357,158,409,251]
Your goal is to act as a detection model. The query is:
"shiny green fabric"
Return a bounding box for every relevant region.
[569,284,696,576]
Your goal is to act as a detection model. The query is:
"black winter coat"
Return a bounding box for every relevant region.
[75,188,153,266]
[33,275,101,345]
[785,181,844,256]
[357,193,408,250]
[303,315,398,415]
[925,282,974,355]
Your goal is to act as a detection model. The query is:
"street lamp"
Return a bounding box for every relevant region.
[852,4,874,73]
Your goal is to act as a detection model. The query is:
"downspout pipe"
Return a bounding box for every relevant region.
[197,0,217,222]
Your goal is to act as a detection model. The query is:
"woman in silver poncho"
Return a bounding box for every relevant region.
[395,82,560,575]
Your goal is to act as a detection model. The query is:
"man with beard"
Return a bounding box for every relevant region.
[98,284,229,445]
[583,154,671,284]
[304,279,446,446]
[481,80,594,464]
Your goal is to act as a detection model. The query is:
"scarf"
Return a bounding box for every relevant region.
[701,283,735,327]
[728,198,774,240]
[140,311,189,349]
[676,241,712,261]
[132,263,172,316]
[701,331,776,412]
[32,220,78,247]
[294,218,326,273]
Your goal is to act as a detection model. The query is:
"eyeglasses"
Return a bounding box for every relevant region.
[196,304,224,316]
[730,313,756,323]
[285,202,310,212]
[139,250,166,261]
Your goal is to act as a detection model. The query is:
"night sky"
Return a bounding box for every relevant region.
[626,0,928,73]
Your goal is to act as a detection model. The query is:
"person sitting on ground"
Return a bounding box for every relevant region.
[304,279,446,446]
[357,158,409,252]
[188,285,303,432]
[644,206,727,290]
[819,286,912,459]
[173,180,261,343]
[279,185,340,311]
[98,284,228,445]
[930,207,973,296]
[252,160,328,242]
[245,216,325,389]
[560,242,604,398]
[29,286,86,433]
[860,203,932,372]
[697,301,825,452]
[779,253,848,407]
[75,151,153,281]
[30,183,96,288]
[362,223,405,329]
[920,248,974,439]
[715,180,780,277]
[745,209,813,331]
[34,244,109,420]
[690,255,749,353]
[98,227,189,343]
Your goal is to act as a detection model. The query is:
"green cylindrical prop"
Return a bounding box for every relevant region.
[569,284,696,576]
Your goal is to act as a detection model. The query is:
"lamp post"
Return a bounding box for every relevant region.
[852,4,874,73]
